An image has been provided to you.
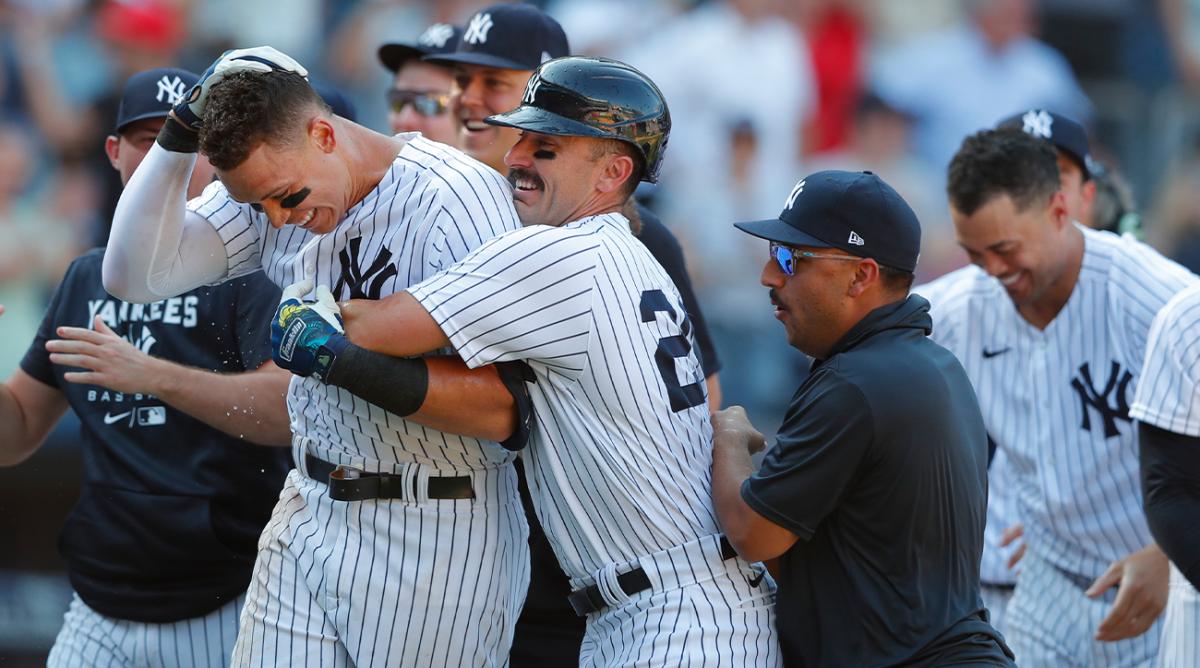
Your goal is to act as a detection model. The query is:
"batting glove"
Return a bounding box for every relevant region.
[272,280,347,382]
[173,46,309,130]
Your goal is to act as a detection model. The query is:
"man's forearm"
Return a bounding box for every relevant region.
[0,373,69,466]
[712,436,761,556]
[152,361,292,446]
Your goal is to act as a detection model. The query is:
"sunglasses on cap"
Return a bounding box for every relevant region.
[387,89,451,117]
[769,242,859,276]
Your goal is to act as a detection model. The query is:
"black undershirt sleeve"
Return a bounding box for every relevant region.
[1139,421,1200,590]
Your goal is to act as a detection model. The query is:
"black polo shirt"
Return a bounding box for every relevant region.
[743,295,1014,667]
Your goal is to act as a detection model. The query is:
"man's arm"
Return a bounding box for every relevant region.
[47,316,291,446]
[340,292,450,358]
[0,370,69,466]
[711,407,800,562]
[1140,421,1200,589]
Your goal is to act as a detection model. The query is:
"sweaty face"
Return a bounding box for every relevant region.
[217,133,345,235]
[109,118,216,196]
[388,62,457,145]
[453,64,531,172]
[953,192,1066,308]
[760,243,858,357]
[504,132,612,228]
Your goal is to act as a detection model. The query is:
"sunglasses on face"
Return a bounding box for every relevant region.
[769,242,859,276]
[386,89,451,117]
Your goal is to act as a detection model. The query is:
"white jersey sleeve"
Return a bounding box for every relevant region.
[1131,282,1200,436]
[103,144,230,302]
[187,178,267,281]
[408,224,600,377]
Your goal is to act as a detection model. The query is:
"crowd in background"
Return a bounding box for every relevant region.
[1,0,1200,660]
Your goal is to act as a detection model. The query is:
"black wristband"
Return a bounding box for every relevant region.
[156,115,199,153]
[323,341,429,417]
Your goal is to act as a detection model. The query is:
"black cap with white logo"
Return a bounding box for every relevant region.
[997,108,1094,180]
[423,3,569,71]
[115,67,198,133]
[735,170,922,273]
[378,23,463,73]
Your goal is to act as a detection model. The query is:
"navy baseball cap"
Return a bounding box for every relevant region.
[424,3,568,71]
[998,109,1094,180]
[378,23,463,73]
[114,67,197,133]
[735,170,922,274]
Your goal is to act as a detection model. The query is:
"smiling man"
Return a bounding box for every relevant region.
[102,47,534,667]
[711,169,1013,667]
[917,128,1196,667]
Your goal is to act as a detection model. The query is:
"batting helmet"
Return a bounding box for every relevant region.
[485,56,671,183]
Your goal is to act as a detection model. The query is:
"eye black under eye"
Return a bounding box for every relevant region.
[280,187,311,209]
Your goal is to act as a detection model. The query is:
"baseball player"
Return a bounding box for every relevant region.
[279,56,779,667]
[0,67,293,667]
[917,127,1195,667]
[1130,282,1200,667]
[103,49,531,666]
[378,22,462,142]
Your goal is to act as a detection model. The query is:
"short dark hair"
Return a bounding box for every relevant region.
[879,263,915,295]
[199,70,330,170]
[589,138,643,198]
[947,128,1060,216]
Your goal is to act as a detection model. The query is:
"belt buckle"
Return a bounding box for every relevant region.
[330,465,363,481]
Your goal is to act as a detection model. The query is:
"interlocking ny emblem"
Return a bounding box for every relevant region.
[333,237,399,300]
[1022,110,1053,139]
[1070,361,1132,438]
[464,12,494,45]
[156,75,186,105]
[784,180,805,210]
[419,23,455,48]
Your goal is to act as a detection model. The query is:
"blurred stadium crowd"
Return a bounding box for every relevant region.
[0,0,1199,661]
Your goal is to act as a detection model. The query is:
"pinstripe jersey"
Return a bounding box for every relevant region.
[915,225,1195,580]
[410,212,717,583]
[187,134,521,474]
[1131,281,1200,435]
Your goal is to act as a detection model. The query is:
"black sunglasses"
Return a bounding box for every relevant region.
[386,89,450,117]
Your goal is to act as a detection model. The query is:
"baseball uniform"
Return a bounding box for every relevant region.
[917,225,1196,666]
[410,211,780,666]
[20,249,290,667]
[1130,282,1200,668]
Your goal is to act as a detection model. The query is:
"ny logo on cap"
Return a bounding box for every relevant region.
[523,77,541,105]
[156,75,186,105]
[848,231,865,246]
[419,23,455,48]
[464,12,494,45]
[1022,110,1053,139]
[784,180,805,210]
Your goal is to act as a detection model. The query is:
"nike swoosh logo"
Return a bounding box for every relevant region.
[748,570,766,588]
[103,411,132,425]
[983,347,1011,359]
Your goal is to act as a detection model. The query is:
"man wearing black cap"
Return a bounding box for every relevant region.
[712,170,1015,667]
[424,3,570,173]
[377,22,462,143]
[0,67,292,667]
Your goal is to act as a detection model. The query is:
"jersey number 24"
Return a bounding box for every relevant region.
[640,289,705,412]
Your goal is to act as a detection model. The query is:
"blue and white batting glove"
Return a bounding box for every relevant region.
[173,46,309,130]
[272,280,347,382]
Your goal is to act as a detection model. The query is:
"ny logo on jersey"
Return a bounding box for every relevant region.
[1070,361,1132,438]
[1022,110,1054,139]
[419,23,456,48]
[334,236,399,300]
[156,75,187,105]
[118,324,157,354]
[464,12,494,45]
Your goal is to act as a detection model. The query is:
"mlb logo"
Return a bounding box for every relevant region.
[137,406,167,426]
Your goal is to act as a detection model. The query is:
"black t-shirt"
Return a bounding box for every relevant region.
[20,249,291,623]
[743,296,1014,668]
[635,204,721,377]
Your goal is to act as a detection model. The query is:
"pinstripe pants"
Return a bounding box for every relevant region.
[231,467,529,668]
[1157,564,1199,668]
[46,591,245,668]
[1006,551,1160,667]
[980,584,1015,636]
[578,533,780,667]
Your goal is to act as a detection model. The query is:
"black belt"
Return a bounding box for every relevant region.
[567,537,739,617]
[304,454,474,502]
